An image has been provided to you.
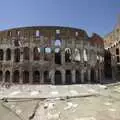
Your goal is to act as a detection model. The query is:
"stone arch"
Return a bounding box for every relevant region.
[5,71,10,82]
[13,70,19,83]
[0,49,4,60]
[74,48,81,62]
[65,70,72,84]
[83,49,88,62]
[84,70,88,83]
[14,48,20,62]
[23,71,29,84]
[6,48,11,61]
[33,70,40,84]
[76,70,81,83]
[54,70,62,85]
[65,48,72,62]
[91,68,96,83]
[44,71,50,84]
[0,71,3,82]
[55,48,61,64]
[33,47,40,60]
[23,47,29,60]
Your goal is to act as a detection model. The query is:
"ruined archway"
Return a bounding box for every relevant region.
[13,70,19,83]
[84,70,88,83]
[14,48,20,62]
[55,70,62,85]
[65,70,72,84]
[33,47,40,60]
[23,71,29,84]
[74,49,81,62]
[33,71,40,84]
[23,47,29,60]
[65,48,72,63]
[5,71,10,82]
[6,48,11,61]
[76,70,81,84]
[91,68,96,83]
[0,71,3,82]
[55,48,61,64]
[0,49,3,60]
[44,71,50,84]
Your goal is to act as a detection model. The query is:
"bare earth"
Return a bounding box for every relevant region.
[0,83,120,120]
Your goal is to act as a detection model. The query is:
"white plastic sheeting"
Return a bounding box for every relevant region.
[83,49,88,61]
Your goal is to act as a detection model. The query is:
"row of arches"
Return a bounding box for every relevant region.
[0,70,50,84]
[0,69,101,84]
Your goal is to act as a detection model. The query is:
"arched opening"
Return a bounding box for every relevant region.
[76,70,81,84]
[33,71,40,84]
[83,49,88,62]
[0,71,3,82]
[23,71,29,84]
[33,47,40,60]
[84,70,88,83]
[13,70,19,83]
[65,70,72,84]
[74,49,81,62]
[44,71,50,84]
[6,48,11,61]
[14,48,20,62]
[0,49,4,61]
[116,48,119,55]
[65,48,72,63]
[55,48,61,64]
[44,47,51,61]
[5,71,10,82]
[54,39,61,46]
[55,71,62,85]
[91,68,96,83]
[23,47,29,60]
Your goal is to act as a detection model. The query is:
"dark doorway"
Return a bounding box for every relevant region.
[0,49,3,61]
[91,68,96,83]
[5,71,10,82]
[14,48,20,62]
[23,47,29,60]
[55,48,61,64]
[76,70,81,84]
[44,71,50,84]
[65,48,71,63]
[65,70,72,84]
[23,71,29,84]
[55,71,62,85]
[13,70,19,83]
[33,71,40,84]
[6,48,11,61]
[0,71,3,82]
[84,70,88,83]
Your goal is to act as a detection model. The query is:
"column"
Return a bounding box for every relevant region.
[62,70,65,84]
[49,70,55,85]
[3,71,5,83]
[96,70,98,82]
[72,69,76,84]
[99,69,102,83]
[29,70,33,84]
[3,49,6,62]
[19,68,23,84]
[40,71,44,84]
[20,47,23,62]
[10,71,13,84]
[81,70,84,83]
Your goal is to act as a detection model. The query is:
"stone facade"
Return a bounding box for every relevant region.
[0,26,104,84]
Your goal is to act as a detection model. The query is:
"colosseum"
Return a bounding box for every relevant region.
[0,26,104,85]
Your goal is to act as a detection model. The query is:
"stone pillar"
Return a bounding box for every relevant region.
[88,69,91,83]
[49,70,55,85]
[10,72,13,84]
[29,70,33,84]
[99,69,102,83]
[19,68,23,84]
[61,51,65,65]
[72,69,76,84]
[96,70,98,82]
[40,71,44,84]
[81,70,84,83]
[3,71,5,83]
[62,70,65,84]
